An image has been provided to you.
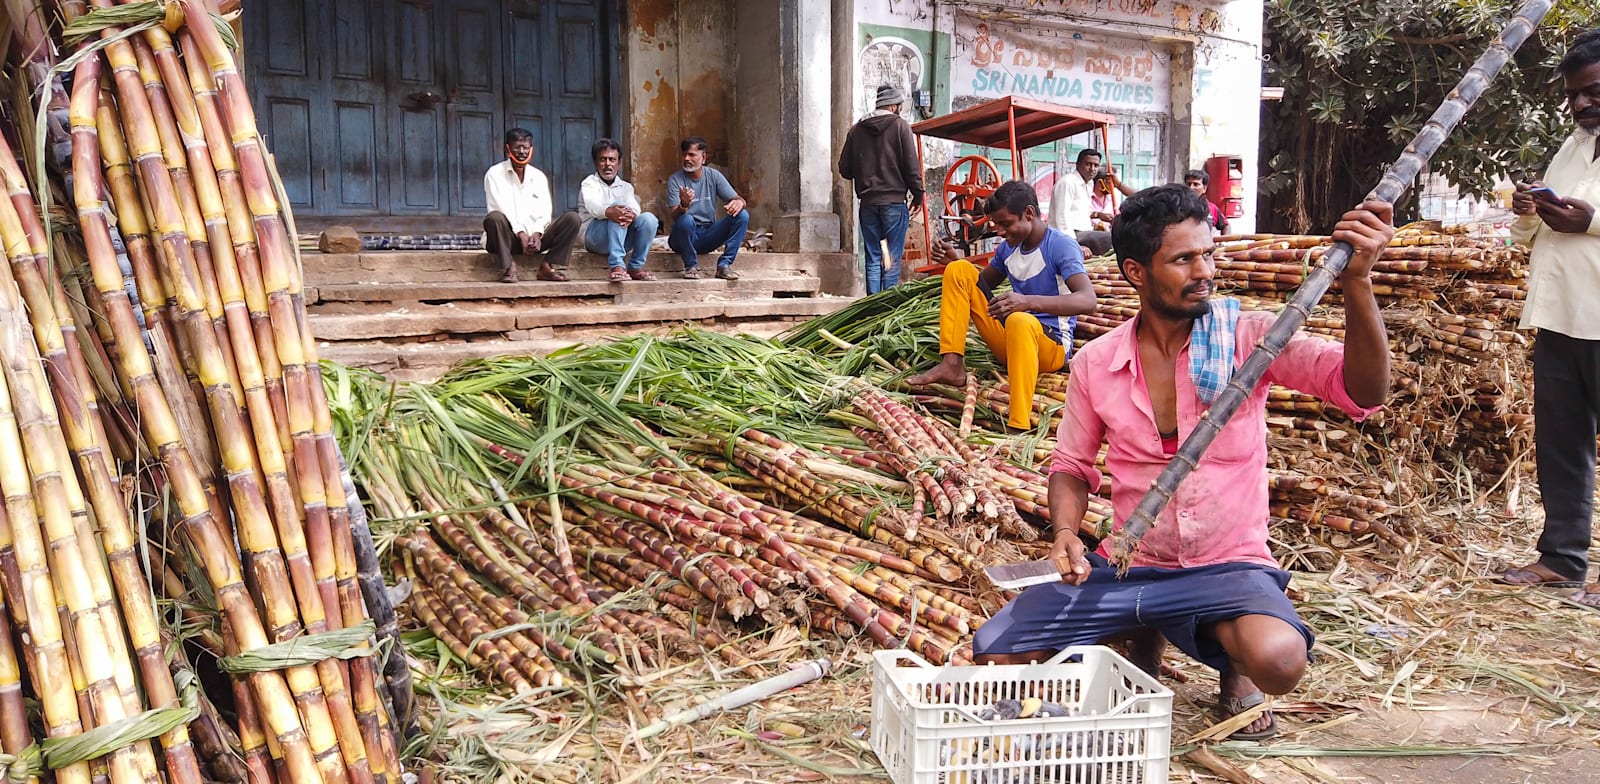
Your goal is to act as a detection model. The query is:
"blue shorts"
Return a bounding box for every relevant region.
[973,553,1314,672]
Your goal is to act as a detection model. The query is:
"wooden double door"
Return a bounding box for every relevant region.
[245,0,612,223]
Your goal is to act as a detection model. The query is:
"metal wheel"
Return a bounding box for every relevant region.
[942,155,1002,254]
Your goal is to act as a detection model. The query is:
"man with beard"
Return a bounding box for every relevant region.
[483,128,580,283]
[907,180,1096,431]
[666,136,749,280]
[973,184,1394,741]
[1496,30,1600,607]
[579,138,659,281]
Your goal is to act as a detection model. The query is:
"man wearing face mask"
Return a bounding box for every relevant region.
[666,136,749,280]
[483,128,580,283]
[907,180,1096,430]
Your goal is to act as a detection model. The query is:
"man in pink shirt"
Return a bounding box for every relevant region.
[974,184,1395,740]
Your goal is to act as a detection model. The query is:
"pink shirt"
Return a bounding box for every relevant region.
[1050,311,1380,569]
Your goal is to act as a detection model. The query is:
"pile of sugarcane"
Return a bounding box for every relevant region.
[333,363,1003,683]
[0,3,404,784]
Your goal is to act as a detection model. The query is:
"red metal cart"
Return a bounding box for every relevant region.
[910,96,1116,271]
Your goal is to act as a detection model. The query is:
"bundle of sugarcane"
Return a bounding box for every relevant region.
[847,381,1037,543]
[0,2,405,783]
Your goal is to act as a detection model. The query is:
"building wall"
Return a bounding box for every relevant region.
[624,0,737,217]
[623,0,840,250]
[845,0,1265,237]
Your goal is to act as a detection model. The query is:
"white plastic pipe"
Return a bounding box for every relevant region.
[632,658,832,741]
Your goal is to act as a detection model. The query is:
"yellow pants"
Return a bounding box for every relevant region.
[938,260,1067,429]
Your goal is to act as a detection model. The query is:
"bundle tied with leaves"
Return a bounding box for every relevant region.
[0,3,405,784]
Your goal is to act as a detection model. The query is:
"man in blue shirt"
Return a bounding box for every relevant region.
[665,136,750,280]
[908,180,1097,429]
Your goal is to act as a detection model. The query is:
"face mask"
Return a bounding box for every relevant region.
[507,146,533,165]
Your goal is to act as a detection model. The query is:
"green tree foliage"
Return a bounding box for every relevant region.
[1258,0,1594,232]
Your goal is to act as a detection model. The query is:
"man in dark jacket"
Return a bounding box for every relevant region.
[840,85,924,294]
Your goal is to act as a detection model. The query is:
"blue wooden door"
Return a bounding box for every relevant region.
[504,0,609,212]
[245,0,610,220]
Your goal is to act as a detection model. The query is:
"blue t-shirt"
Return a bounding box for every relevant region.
[990,228,1088,348]
[666,167,738,227]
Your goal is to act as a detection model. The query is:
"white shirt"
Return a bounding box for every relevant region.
[1515,131,1600,339]
[1050,170,1094,233]
[578,173,643,235]
[484,159,553,235]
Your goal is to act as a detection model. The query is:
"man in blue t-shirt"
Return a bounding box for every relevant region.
[665,136,749,280]
[909,180,1097,429]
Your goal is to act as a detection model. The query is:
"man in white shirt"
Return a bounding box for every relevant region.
[1496,30,1600,608]
[1049,149,1130,256]
[483,128,579,283]
[579,138,660,281]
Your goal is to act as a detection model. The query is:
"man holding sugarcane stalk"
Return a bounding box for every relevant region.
[974,185,1395,740]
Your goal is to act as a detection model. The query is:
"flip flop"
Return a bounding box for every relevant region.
[537,266,569,282]
[608,267,629,282]
[1494,565,1583,589]
[1215,692,1277,741]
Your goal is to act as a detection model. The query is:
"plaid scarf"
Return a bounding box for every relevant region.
[1189,297,1240,405]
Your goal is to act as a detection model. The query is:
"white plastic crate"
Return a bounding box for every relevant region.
[870,646,1173,784]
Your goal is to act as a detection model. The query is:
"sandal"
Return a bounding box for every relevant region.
[682,266,701,280]
[537,266,569,282]
[1569,584,1600,609]
[628,269,657,281]
[1495,563,1583,589]
[608,267,629,282]
[1214,692,1277,741]
[500,269,519,284]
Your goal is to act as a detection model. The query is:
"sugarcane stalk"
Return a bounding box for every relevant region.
[74,42,329,784]
[1107,0,1553,570]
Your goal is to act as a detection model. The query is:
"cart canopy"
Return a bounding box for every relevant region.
[911,96,1115,150]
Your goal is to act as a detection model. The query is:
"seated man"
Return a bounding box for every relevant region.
[974,185,1395,741]
[483,128,579,283]
[907,180,1096,430]
[666,136,749,280]
[1050,148,1132,256]
[579,138,660,281]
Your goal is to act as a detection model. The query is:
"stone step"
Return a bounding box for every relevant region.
[308,296,855,342]
[316,318,808,382]
[308,271,821,306]
[301,248,857,295]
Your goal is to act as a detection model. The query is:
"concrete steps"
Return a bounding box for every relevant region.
[303,247,860,378]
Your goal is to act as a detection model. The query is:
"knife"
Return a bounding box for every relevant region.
[984,557,1074,591]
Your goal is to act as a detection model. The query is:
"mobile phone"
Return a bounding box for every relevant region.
[1527,185,1560,200]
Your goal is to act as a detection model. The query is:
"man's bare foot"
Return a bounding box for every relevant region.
[1218,670,1276,739]
[907,354,968,388]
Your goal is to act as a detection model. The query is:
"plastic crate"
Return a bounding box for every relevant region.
[870,646,1173,784]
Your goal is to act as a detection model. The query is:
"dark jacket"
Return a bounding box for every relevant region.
[838,112,924,207]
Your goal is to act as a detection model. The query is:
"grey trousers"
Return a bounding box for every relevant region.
[1532,329,1600,579]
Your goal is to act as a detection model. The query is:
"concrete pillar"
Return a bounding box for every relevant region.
[734,0,840,253]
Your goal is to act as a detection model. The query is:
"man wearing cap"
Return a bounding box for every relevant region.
[839,85,925,294]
